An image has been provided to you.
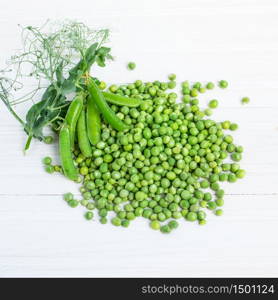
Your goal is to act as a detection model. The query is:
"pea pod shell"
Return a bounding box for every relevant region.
[77,108,93,157]
[87,96,101,145]
[65,94,83,149]
[59,124,78,181]
[102,92,142,107]
[87,79,128,131]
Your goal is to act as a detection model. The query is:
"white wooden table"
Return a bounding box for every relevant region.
[0,0,278,277]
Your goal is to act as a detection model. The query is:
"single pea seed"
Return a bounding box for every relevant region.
[121,219,130,227]
[168,73,176,81]
[68,200,79,208]
[85,211,94,220]
[63,192,73,202]
[111,217,121,226]
[186,212,197,222]
[150,220,161,230]
[219,80,228,88]
[100,217,108,224]
[241,97,250,105]
[44,135,54,144]
[43,156,52,165]
[199,220,206,225]
[99,81,107,90]
[160,225,171,234]
[127,62,136,70]
[215,209,223,216]
[206,82,214,90]
[45,165,54,174]
[229,123,238,131]
[168,220,179,229]
[208,99,218,109]
[236,169,246,179]
[168,81,176,89]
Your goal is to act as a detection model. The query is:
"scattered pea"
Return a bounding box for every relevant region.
[219,80,228,88]
[127,62,136,70]
[209,99,218,109]
[150,220,161,230]
[241,97,250,104]
[68,199,79,208]
[45,165,54,174]
[59,77,246,233]
[206,82,214,90]
[85,211,94,220]
[44,135,54,144]
[63,192,74,202]
[43,156,52,165]
[168,74,176,81]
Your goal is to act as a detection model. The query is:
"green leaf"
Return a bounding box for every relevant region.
[84,42,98,65]
[107,54,113,60]
[96,47,111,56]
[32,108,61,140]
[94,46,112,68]
[25,100,48,125]
[61,79,76,95]
[41,84,57,101]
[69,59,86,79]
[96,56,105,67]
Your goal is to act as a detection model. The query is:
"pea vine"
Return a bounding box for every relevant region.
[0,20,112,150]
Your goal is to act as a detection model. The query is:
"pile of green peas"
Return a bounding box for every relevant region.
[45,76,246,233]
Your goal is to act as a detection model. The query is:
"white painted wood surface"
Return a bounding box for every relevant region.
[0,0,278,277]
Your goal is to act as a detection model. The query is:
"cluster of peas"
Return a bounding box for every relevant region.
[43,75,245,233]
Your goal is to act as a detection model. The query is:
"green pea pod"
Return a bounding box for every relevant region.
[77,108,93,157]
[102,92,142,107]
[65,94,83,149]
[87,79,128,131]
[59,124,78,181]
[87,96,101,145]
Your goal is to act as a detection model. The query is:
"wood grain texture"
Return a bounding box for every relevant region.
[0,0,278,277]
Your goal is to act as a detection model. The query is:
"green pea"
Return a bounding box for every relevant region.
[127,62,136,70]
[206,82,215,90]
[241,97,250,105]
[150,220,161,230]
[45,165,54,174]
[44,135,54,144]
[160,225,171,233]
[168,81,176,89]
[168,220,179,229]
[121,219,130,227]
[43,156,52,165]
[215,199,224,207]
[236,169,246,179]
[229,123,238,131]
[100,217,108,224]
[219,80,228,88]
[231,153,242,162]
[63,192,74,202]
[208,99,218,109]
[215,209,223,216]
[186,212,197,221]
[85,211,94,220]
[68,200,79,208]
[168,74,176,81]
[111,217,121,226]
